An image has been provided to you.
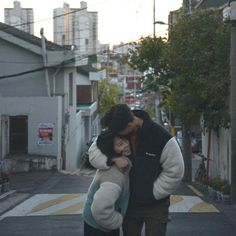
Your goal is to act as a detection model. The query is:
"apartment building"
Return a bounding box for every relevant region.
[4,1,34,34]
[53,1,98,56]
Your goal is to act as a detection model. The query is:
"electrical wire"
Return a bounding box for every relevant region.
[0,37,142,80]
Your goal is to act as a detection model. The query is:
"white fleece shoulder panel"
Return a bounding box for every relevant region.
[88,140,110,170]
[153,137,184,200]
[91,182,123,230]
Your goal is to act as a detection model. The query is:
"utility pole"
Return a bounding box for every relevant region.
[153,0,156,37]
[40,28,51,97]
[230,0,236,204]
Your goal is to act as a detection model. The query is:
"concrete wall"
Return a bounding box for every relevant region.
[202,128,231,182]
[0,37,86,172]
[76,73,92,85]
[0,39,49,97]
[0,97,62,170]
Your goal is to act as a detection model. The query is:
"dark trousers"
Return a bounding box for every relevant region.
[84,222,120,236]
[123,199,170,236]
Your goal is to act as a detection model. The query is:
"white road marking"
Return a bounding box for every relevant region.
[0,194,218,219]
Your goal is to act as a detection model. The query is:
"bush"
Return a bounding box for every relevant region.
[221,181,231,195]
[210,176,222,191]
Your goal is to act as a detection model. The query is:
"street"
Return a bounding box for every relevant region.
[0,161,236,236]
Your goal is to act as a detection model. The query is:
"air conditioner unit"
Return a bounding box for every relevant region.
[230,2,236,21]
[223,6,230,22]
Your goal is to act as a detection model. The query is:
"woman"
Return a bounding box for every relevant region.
[83,131,132,236]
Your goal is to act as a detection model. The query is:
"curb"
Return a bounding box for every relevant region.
[0,190,16,201]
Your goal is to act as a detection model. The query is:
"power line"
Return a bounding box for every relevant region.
[0,33,155,79]
[0,40,133,79]
[2,0,112,32]
[0,66,45,79]
[1,7,88,31]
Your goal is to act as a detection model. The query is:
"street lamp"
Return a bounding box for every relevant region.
[153,0,156,36]
[154,21,169,25]
[223,0,236,204]
[229,0,236,205]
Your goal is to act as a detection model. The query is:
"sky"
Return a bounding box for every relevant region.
[0,0,183,45]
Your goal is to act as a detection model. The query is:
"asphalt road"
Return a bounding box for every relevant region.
[0,164,236,236]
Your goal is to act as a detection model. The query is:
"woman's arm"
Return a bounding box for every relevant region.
[91,182,123,230]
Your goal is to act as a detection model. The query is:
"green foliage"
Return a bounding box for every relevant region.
[128,9,230,130]
[128,36,170,91]
[208,176,222,191]
[98,78,120,115]
[145,101,156,119]
[221,181,231,195]
[166,9,230,129]
[88,54,97,65]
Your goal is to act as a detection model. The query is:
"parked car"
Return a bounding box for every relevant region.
[191,133,202,153]
[175,131,202,153]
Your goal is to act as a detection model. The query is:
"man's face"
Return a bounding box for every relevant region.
[119,121,137,136]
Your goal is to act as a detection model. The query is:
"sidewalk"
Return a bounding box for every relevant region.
[0,170,60,215]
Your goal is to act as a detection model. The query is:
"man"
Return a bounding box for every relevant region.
[89,104,184,236]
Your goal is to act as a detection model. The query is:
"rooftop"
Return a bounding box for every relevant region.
[196,0,228,9]
[0,22,71,51]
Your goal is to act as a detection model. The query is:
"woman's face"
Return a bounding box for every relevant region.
[113,137,131,156]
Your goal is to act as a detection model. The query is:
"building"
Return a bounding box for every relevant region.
[194,0,228,10]
[76,65,106,143]
[53,1,98,56]
[0,22,103,173]
[4,1,34,35]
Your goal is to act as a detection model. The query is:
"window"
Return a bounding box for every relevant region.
[69,72,73,106]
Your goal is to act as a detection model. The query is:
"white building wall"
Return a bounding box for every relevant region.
[53,8,64,45]
[77,74,92,85]
[4,1,34,34]
[53,1,98,55]
[0,96,62,160]
[67,111,86,170]
[202,128,231,182]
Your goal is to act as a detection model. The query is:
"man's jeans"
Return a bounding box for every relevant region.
[122,198,170,236]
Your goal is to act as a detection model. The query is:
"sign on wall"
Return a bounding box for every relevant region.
[38,123,54,145]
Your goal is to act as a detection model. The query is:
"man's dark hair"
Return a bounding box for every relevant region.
[101,104,134,134]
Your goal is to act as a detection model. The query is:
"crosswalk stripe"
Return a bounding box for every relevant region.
[30,194,82,213]
[188,184,204,197]
[1,194,219,218]
[27,194,86,216]
[189,202,219,212]
[169,195,219,213]
[51,202,84,215]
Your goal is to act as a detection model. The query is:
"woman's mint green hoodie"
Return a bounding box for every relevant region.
[83,157,131,232]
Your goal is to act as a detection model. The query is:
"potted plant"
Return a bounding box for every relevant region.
[221,182,231,204]
[207,177,217,199]
[1,171,11,193]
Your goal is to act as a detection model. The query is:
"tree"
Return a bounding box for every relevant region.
[166,9,230,181]
[128,9,230,182]
[166,9,230,129]
[98,78,120,115]
[128,36,169,91]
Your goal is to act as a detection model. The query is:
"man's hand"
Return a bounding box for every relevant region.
[112,157,129,173]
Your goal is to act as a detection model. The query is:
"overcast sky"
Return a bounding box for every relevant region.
[0,0,183,44]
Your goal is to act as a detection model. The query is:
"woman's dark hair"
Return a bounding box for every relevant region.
[96,130,125,165]
[101,104,134,134]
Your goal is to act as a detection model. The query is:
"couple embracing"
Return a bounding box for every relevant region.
[83,104,184,236]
